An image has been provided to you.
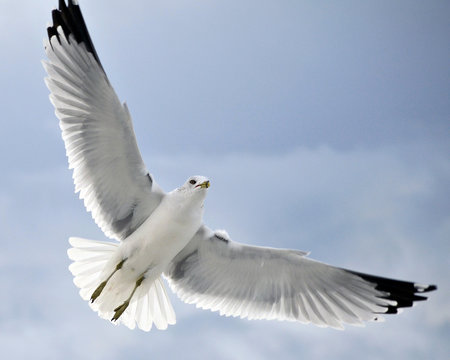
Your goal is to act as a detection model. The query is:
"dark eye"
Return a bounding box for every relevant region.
[189,179,196,185]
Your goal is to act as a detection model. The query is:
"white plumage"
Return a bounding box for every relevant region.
[44,0,436,332]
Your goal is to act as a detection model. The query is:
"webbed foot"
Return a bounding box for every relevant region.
[110,274,146,322]
[111,300,130,322]
[90,258,126,303]
[90,280,107,303]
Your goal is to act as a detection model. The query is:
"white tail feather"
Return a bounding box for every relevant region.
[67,237,176,331]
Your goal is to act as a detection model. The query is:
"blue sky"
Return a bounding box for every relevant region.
[0,0,449,359]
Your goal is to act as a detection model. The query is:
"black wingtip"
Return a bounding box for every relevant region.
[46,0,104,71]
[47,26,60,47]
[418,284,437,292]
[59,0,67,10]
[347,270,437,315]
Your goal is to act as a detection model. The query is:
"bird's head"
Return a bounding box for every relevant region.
[185,175,210,190]
[179,175,211,196]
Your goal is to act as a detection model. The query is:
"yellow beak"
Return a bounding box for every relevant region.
[198,180,210,189]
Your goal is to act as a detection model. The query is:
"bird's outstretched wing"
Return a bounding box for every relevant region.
[166,226,437,329]
[43,0,163,240]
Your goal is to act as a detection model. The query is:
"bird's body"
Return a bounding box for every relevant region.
[44,0,436,332]
[113,180,207,281]
[76,176,209,325]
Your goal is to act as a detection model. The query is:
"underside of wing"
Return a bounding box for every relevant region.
[166,226,437,329]
[43,0,164,240]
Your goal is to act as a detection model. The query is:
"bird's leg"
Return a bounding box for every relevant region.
[111,274,146,322]
[90,258,126,303]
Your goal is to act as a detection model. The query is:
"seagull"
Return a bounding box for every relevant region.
[43,0,436,331]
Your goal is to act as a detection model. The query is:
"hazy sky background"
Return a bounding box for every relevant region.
[0,0,449,359]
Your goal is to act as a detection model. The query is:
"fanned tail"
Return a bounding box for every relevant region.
[68,237,117,301]
[67,237,176,331]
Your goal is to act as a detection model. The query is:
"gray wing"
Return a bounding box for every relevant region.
[166,226,436,329]
[43,0,163,240]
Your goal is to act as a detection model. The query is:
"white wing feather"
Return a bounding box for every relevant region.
[43,3,163,240]
[167,226,435,329]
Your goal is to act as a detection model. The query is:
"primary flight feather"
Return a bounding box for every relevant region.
[43,0,436,331]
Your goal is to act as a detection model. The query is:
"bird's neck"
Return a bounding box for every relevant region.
[166,190,205,219]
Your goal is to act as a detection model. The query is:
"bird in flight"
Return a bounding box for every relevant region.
[43,0,436,331]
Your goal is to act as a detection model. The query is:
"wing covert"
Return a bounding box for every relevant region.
[43,0,163,240]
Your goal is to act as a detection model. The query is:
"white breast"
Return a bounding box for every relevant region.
[118,190,204,279]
